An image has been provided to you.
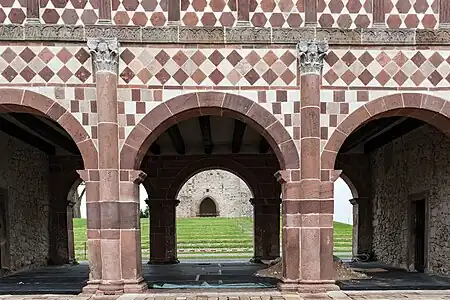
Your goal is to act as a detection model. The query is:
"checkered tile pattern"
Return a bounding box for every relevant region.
[119,48,297,86]
[317,0,372,28]
[249,0,305,27]
[112,0,168,26]
[323,49,450,88]
[385,0,438,29]
[0,46,92,84]
[0,0,27,24]
[40,0,99,25]
[9,86,99,145]
[181,0,236,27]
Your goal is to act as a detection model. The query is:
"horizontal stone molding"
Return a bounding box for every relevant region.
[1,24,450,45]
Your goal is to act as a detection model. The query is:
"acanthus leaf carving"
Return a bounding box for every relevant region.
[297,39,329,75]
[87,38,120,74]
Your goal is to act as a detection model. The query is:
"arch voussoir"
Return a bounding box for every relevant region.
[121,92,298,171]
[322,93,450,170]
[0,88,98,169]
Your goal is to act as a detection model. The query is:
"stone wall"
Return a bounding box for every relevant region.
[0,131,50,271]
[177,170,253,218]
[371,124,450,276]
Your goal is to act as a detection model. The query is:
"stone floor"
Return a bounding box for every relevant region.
[1,291,450,300]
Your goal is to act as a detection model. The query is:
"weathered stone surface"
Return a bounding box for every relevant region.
[177,170,252,218]
[371,125,450,276]
[0,131,50,272]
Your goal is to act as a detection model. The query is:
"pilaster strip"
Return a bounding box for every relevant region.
[26,0,39,23]
[372,0,385,27]
[440,0,450,28]
[168,0,181,24]
[304,0,317,27]
[98,0,112,24]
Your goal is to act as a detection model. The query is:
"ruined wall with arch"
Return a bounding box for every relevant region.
[177,170,253,218]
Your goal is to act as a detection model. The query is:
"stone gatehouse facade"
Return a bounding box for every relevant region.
[177,170,253,218]
[0,0,450,295]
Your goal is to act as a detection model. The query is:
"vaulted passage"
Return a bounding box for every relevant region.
[332,108,450,282]
[0,106,88,292]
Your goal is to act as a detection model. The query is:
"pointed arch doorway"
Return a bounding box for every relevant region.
[198,197,218,217]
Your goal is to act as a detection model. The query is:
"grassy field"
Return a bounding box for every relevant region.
[73,218,352,260]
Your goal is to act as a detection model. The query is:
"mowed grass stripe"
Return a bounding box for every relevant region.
[73,218,352,260]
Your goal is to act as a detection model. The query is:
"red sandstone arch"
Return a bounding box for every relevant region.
[0,89,98,169]
[322,93,450,170]
[165,157,264,200]
[120,92,299,170]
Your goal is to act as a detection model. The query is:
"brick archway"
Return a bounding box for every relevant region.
[0,89,98,169]
[120,92,299,171]
[321,93,450,170]
[165,157,265,200]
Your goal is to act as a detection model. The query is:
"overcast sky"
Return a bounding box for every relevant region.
[79,174,353,225]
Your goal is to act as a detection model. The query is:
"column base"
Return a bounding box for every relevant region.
[81,280,100,295]
[278,280,339,293]
[250,256,280,264]
[148,258,180,265]
[124,277,148,293]
[97,280,125,296]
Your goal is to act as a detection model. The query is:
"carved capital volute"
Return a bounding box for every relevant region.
[297,39,329,75]
[87,38,120,74]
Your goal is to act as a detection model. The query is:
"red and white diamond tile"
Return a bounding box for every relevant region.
[0,0,26,24]
[323,49,450,88]
[112,0,168,26]
[181,0,236,27]
[249,0,305,27]
[118,48,297,86]
[317,0,372,28]
[385,0,438,28]
[0,46,92,84]
[40,0,99,25]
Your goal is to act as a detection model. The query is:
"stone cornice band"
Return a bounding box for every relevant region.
[1,24,450,45]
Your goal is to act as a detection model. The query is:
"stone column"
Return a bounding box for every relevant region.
[77,170,101,294]
[67,200,76,264]
[278,40,336,293]
[250,198,281,263]
[349,197,372,257]
[119,170,147,292]
[88,38,122,294]
[148,199,179,264]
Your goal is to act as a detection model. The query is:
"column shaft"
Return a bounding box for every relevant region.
[149,200,179,264]
[77,170,102,294]
[350,197,373,256]
[88,39,122,294]
[168,0,181,24]
[67,203,76,263]
[237,0,250,26]
[251,198,281,263]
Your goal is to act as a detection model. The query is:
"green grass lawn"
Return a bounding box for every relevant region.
[73,217,352,260]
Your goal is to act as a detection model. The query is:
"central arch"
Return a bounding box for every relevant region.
[120,92,299,171]
[166,157,263,201]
